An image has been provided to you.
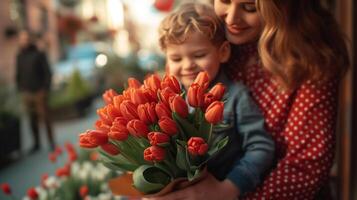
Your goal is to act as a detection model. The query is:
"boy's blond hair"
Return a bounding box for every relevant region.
[158,3,226,50]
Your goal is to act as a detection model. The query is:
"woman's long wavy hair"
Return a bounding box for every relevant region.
[256,0,349,89]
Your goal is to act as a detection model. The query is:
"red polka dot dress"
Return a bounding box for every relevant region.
[226,43,338,200]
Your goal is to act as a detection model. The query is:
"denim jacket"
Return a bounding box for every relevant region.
[207,70,275,195]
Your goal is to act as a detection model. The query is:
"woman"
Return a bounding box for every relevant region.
[146,0,349,199]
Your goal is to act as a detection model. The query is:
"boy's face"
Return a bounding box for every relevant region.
[166,32,230,89]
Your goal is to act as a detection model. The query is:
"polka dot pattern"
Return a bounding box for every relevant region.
[226,44,338,200]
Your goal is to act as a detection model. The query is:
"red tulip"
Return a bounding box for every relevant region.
[209,83,226,101]
[87,129,108,146]
[170,95,188,118]
[106,104,122,120]
[143,88,158,102]
[148,132,170,146]
[158,87,176,107]
[96,107,112,126]
[113,95,125,110]
[205,101,224,124]
[120,100,139,120]
[79,133,98,148]
[102,89,118,105]
[128,77,142,88]
[95,119,111,133]
[144,146,166,162]
[203,93,215,110]
[158,116,178,136]
[123,88,135,100]
[144,74,161,92]
[137,102,158,124]
[127,119,150,137]
[27,187,38,200]
[161,75,181,94]
[187,137,208,156]
[187,83,205,108]
[193,71,209,90]
[109,120,129,141]
[155,102,172,119]
[131,88,150,105]
[1,183,11,195]
[100,143,120,155]
[113,116,129,126]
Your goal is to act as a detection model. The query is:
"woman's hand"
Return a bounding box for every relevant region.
[142,173,240,200]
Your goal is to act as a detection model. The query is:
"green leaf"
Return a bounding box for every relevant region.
[175,141,188,170]
[208,136,229,156]
[132,165,172,194]
[173,112,200,138]
[198,119,211,141]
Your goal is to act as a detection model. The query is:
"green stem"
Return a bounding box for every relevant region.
[112,140,140,166]
[207,124,213,146]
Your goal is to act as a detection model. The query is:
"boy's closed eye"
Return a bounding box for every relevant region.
[169,56,182,62]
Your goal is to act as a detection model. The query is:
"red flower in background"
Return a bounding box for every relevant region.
[79,185,89,198]
[144,146,166,162]
[48,152,57,163]
[1,183,11,195]
[154,0,175,12]
[205,101,224,124]
[158,116,178,136]
[56,165,71,177]
[187,137,208,156]
[41,173,49,188]
[27,187,38,200]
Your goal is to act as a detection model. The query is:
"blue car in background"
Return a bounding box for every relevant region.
[52,42,117,91]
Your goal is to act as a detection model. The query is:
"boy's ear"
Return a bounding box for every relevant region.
[219,41,231,63]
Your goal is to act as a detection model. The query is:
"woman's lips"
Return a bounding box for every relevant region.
[226,26,249,35]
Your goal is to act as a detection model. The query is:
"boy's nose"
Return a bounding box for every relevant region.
[183,59,197,70]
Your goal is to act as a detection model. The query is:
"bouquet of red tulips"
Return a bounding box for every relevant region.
[78,72,228,196]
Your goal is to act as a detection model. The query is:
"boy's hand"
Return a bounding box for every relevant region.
[142,173,240,200]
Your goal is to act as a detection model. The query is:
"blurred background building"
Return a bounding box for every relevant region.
[0,0,356,200]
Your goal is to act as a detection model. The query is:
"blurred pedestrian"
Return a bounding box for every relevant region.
[15,30,55,152]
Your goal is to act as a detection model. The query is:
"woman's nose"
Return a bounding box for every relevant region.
[225,5,241,25]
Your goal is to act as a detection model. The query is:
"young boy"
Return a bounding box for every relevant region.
[157,3,275,198]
